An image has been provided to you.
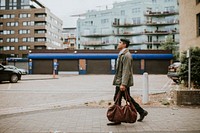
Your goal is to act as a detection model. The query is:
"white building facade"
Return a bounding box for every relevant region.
[77,0,179,50]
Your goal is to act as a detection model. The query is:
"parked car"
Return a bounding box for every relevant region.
[4,65,28,75]
[0,64,21,83]
[167,62,181,84]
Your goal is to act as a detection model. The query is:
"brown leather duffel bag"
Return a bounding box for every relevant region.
[107,90,137,123]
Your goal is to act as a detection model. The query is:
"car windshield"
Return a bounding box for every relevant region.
[171,62,181,67]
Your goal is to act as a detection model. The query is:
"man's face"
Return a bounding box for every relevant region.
[117,41,126,50]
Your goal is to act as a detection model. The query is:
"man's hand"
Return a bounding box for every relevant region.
[120,85,126,91]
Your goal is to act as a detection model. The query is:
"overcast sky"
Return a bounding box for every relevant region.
[38,0,124,27]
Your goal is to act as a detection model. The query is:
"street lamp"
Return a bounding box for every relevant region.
[186,49,191,90]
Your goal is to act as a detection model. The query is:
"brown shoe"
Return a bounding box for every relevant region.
[107,122,121,126]
[138,110,148,122]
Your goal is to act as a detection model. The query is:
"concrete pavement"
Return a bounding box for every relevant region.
[0,106,200,133]
[0,74,200,133]
[0,74,173,116]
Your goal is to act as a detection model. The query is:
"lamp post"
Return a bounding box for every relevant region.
[186,49,191,90]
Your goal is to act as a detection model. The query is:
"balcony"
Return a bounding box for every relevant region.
[34,25,47,30]
[144,11,179,17]
[67,36,76,39]
[143,30,179,35]
[112,22,143,27]
[114,32,142,36]
[34,16,46,21]
[81,41,111,46]
[34,33,46,37]
[129,42,143,45]
[146,21,179,26]
[81,33,111,38]
[143,40,179,45]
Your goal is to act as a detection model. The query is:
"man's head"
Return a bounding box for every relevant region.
[117,38,130,50]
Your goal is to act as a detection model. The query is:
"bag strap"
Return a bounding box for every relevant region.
[124,89,132,105]
[114,91,121,105]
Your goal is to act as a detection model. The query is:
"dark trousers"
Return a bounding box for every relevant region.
[114,86,144,115]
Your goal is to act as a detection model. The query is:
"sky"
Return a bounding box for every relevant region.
[38,0,125,27]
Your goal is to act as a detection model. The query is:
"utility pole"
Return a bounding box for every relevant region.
[187,49,191,90]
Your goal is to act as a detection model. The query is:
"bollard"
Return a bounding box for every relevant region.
[142,72,149,104]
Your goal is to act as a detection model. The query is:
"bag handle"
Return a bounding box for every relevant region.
[114,89,132,105]
[124,89,132,105]
[114,91,121,105]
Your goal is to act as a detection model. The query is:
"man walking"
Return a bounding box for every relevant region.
[107,38,148,126]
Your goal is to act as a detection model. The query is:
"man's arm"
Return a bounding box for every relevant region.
[120,55,132,91]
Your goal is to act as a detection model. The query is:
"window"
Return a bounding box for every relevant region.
[165,0,173,2]
[121,10,125,15]
[3,30,15,34]
[8,0,17,9]
[6,22,18,26]
[84,21,93,26]
[147,44,152,49]
[19,46,30,50]
[197,13,200,36]
[19,13,31,18]
[132,8,140,14]
[22,21,34,26]
[101,19,109,24]
[0,38,3,43]
[19,29,30,34]
[22,37,34,42]
[1,46,15,51]
[3,14,15,19]
[6,38,18,42]
[152,0,157,3]
[35,38,46,42]
[10,46,15,50]
[132,17,141,24]
[0,0,5,6]
[0,0,6,10]
[35,30,46,34]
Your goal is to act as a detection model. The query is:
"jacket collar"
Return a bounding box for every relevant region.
[119,48,129,56]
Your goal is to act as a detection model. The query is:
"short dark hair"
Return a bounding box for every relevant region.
[120,38,130,48]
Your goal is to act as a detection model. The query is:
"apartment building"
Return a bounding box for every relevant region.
[0,0,63,58]
[179,0,200,52]
[77,0,179,50]
[62,27,77,50]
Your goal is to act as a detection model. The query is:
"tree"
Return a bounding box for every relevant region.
[160,35,179,61]
[179,47,200,89]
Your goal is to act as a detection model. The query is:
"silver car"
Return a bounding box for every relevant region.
[4,65,28,75]
[167,62,181,84]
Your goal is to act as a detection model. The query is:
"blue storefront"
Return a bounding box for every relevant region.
[28,53,173,75]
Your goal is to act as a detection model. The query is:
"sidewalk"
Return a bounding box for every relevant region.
[0,106,200,133]
[0,75,200,132]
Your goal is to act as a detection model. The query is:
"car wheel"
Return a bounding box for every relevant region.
[10,74,19,83]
